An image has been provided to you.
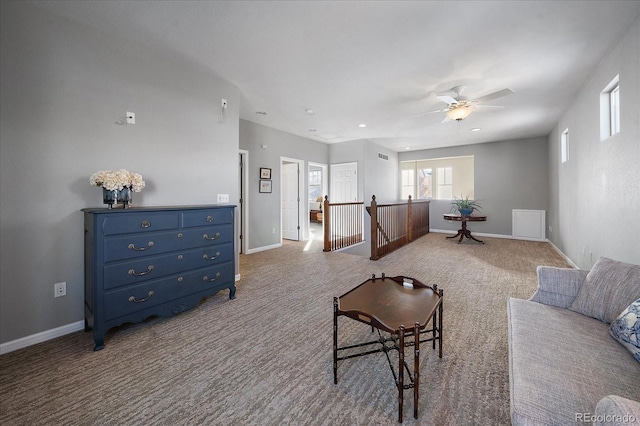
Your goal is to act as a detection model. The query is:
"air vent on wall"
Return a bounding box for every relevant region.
[378,153,389,161]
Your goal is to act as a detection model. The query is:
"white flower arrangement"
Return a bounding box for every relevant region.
[90,169,145,192]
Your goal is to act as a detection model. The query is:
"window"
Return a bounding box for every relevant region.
[610,85,620,135]
[561,128,569,163]
[401,168,414,199]
[437,167,452,199]
[418,168,432,199]
[600,75,620,140]
[308,169,322,201]
[400,156,474,200]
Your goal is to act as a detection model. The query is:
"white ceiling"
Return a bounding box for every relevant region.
[30,0,640,151]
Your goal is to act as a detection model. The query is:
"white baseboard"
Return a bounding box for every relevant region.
[246,242,282,254]
[546,239,579,269]
[0,320,85,355]
[430,229,513,239]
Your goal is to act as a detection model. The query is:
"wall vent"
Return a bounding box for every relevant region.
[378,153,389,161]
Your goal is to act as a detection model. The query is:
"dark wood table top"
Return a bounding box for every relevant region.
[337,275,441,334]
[443,213,487,222]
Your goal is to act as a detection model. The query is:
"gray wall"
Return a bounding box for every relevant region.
[399,137,549,236]
[239,120,329,251]
[0,3,240,344]
[548,16,640,268]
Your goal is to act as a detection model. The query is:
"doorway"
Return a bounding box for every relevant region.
[308,162,327,242]
[238,150,249,254]
[281,157,304,241]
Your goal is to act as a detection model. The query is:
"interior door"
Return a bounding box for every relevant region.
[282,162,300,240]
[331,162,358,202]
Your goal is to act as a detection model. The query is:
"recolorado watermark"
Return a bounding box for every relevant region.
[576,413,637,423]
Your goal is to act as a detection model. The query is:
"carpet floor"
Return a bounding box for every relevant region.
[0,233,570,425]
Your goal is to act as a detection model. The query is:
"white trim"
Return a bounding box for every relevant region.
[430,229,513,239]
[246,242,282,254]
[546,239,579,269]
[239,149,249,255]
[0,320,85,355]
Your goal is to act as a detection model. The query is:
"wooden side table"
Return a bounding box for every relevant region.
[333,274,443,422]
[443,213,487,244]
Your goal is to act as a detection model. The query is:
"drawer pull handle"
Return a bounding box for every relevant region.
[203,252,221,261]
[141,220,151,228]
[206,215,214,223]
[128,265,154,276]
[128,291,154,303]
[203,232,221,241]
[203,272,221,282]
[128,241,154,251]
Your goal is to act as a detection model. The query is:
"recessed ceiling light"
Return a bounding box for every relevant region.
[256,111,267,116]
[358,123,366,128]
[471,128,481,132]
[308,129,317,132]
[305,108,314,115]
[405,147,411,150]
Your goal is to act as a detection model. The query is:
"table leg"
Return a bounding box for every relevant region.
[333,297,338,384]
[438,290,444,358]
[398,325,405,423]
[446,229,463,240]
[414,322,420,419]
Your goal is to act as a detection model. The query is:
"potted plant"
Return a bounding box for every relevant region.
[451,195,482,216]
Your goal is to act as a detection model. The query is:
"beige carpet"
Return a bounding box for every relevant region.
[0,233,570,425]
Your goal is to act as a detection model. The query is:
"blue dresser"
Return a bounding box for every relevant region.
[82,205,236,351]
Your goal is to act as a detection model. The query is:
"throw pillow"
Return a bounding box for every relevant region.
[609,299,640,363]
[569,257,640,323]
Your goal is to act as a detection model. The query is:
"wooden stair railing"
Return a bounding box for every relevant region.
[367,195,430,260]
[323,196,365,252]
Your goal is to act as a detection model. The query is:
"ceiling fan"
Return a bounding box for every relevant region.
[415,85,515,122]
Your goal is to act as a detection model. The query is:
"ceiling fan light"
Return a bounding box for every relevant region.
[446,106,473,121]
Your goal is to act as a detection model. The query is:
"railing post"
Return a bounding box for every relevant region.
[323,195,330,252]
[407,195,413,242]
[370,195,378,260]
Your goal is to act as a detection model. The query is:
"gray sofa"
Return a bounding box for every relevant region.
[508,257,640,425]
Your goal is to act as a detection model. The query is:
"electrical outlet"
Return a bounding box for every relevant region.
[126,112,135,124]
[221,98,228,109]
[54,282,66,298]
[217,194,229,203]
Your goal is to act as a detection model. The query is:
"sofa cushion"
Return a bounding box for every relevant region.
[570,257,640,324]
[508,298,640,426]
[610,299,640,363]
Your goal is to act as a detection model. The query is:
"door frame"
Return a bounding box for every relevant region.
[280,157,305,242]
[238,149,249,255]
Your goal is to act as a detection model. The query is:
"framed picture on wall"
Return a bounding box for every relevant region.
[260,168,272,179]
[259,180,272,193]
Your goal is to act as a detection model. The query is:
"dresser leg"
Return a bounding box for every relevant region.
[229,285,237,300]
[93,334,105,351]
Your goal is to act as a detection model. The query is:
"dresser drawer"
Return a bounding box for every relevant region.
[178,224,233,249]
[182,208,233,228]
[104,230,180,262]
[104,262,234,321]
[103,243,234,290]
[101,211,179,236]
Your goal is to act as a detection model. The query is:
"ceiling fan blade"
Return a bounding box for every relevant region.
[474,104,505,110]
[437,95,458,105]
[409,109,445,117]
[474,88,514,103]
[440,115,451,123]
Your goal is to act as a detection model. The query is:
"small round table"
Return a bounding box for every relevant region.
[443,213,487,244]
